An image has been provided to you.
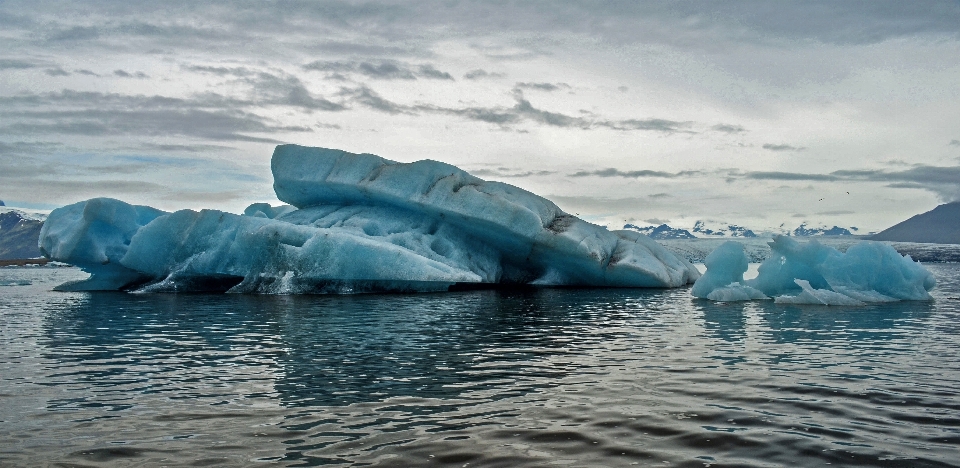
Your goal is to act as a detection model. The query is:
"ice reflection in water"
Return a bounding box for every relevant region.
[0,265,958,467]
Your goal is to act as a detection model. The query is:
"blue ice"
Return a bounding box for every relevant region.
[39,145,701,293]
[692,236,935,304]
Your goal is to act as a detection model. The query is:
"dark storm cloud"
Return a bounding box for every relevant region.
[463,69,505,80]
[762,143,805,152]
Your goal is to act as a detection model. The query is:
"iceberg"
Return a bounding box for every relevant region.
[691,236,935,304]
[39,144,700,293]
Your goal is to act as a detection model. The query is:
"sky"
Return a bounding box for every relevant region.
[1,0,959,233]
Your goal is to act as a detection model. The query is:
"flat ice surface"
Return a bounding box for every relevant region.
[692,236,935,304]
[39,145,700,293]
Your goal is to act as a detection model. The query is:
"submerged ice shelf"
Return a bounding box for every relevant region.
[691,236,935,305]
[39,145,700,293]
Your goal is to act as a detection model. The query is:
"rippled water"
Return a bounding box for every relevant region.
[2,265,959,467]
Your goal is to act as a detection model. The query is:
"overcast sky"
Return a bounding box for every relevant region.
[2,0,959,232]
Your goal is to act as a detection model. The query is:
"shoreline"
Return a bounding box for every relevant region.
[0,258,50,267]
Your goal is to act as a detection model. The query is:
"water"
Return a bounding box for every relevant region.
[2,265,959,467]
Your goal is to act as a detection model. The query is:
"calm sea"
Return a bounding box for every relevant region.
[1,264,959,467]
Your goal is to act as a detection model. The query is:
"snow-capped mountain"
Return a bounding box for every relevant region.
[622,223,696,239]
[788,223,856,237]
[0,210,44,260]
[691,221,757,238]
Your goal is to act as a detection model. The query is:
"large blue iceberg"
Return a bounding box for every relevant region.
[40,145,701,293]
[692,236,935,305]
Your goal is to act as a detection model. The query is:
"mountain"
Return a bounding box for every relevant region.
[0,210,44,260]
[791,223,855,237]
[691,221,757,238]
[622,223,696,239]
[871,202,960,244]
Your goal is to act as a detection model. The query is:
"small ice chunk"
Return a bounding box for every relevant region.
[691,241,751,298]
[705,282,769,301]
[692,235,935,304]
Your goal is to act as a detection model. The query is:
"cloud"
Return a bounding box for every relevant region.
[762,143,805,151]
[0,58,38,69]
[244,72,346,111]
[712,124,746,133]
[742,165,960,202]
[596,118,693,133]
[515,82,570,92]
[648,193,672,199]
[46,25,100,42]
[308,40,428,57]
[816,210,855,215]
[746,171,836,181]
[1,113,302,143]
[470,168,556,178]
[182,64,254,77]
[44,67,70,76]
[463,69,505,80]
[303,59,457,81]
[340,85,410,114]
[950,139,960,147]
[73,69,99,76]
[570,168,702,178]
[113,69,149,79]
[418,64,454,80]
[329,86,698,133]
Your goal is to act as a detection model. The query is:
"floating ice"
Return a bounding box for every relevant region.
[39,197,166,291]
[691,235,935,304]
[40,145,700,293]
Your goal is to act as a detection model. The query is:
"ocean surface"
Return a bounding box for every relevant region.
[2,262,960,467]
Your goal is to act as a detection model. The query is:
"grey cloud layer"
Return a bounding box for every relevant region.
[571,165,960,201]
[302,60,454,80]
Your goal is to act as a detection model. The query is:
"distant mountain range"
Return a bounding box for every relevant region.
[691,221,757,238]
[623,221,857,240]
[0,210,44,260]
[871,202,960,244]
